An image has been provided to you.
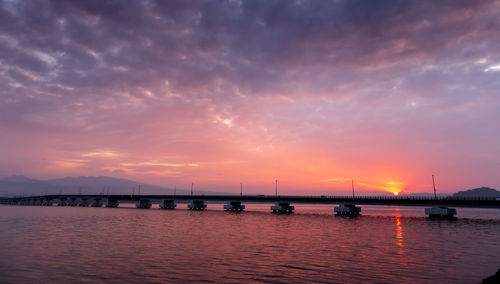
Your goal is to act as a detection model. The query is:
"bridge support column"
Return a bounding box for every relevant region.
[425,206,456,218]
[78,198,90,207]
[188,200,207,210]
[58,198,67,206]
[42,199,53,206]
[159,199,176,209]
[106,199,119,208]
[136,199,152,209]
[271,202,294,213]
[334,204,361,216]
[68,197,78,206]
[224,201,245,212]
[91,198,104,207]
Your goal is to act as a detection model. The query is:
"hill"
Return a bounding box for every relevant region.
[451,187,500,198]
[0,175,219,197]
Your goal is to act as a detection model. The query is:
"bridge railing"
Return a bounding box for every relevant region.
[276,195,498,201]
[2,194,499,203]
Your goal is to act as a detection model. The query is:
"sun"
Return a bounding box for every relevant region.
[393,192,399,196]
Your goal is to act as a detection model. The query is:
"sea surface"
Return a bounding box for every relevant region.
[0,204,499,283]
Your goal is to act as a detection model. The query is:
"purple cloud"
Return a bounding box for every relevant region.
[0,0,499,193]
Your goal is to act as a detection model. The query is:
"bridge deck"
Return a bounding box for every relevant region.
[1,194,499,208]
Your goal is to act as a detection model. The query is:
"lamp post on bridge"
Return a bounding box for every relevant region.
[432,174,437,200]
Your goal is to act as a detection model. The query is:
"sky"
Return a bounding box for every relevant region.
[0,0,499,195]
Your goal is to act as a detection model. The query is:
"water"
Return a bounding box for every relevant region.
[0,204,499,283]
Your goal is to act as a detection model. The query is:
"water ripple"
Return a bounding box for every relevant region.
[0,205,499,283]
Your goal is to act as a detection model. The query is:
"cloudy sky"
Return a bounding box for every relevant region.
[1,0,499,194]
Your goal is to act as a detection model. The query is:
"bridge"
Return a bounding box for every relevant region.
[1,194,499,217]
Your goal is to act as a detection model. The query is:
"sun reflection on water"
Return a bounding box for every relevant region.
[395,215,404,253]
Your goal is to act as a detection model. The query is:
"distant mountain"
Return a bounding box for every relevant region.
[0,179,62,197]
[46,176,172,195]
[0,175,220,197]
[451,187,500,198]
[1,175,39,183]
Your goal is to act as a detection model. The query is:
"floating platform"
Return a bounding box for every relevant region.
[425,206,456,218]
[159,199,177,209]
[334,204,361,216]
[271,202,294,213]
[136,199,152,209]
[188,200,207,210]
[224,201,245,212]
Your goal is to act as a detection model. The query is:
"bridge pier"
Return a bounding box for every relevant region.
[58,198,68,206]
[4,195,494,216]
[91,198,104,207]
[271,202,294,213]
[334,204,361,216]
[136,199,152,209]
[106,199,119,208]
[224,201,245,212]
[78,198,90,207]
[425,206,456,218]
[159,199,176,209]
[188,200,207,210]
[68,197,78,206]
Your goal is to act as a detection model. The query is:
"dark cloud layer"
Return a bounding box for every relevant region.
[2,0,498,98]
[1,0,499,192]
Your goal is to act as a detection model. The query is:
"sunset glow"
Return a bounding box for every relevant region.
[1,1,499,194]
[2,2,500,284]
